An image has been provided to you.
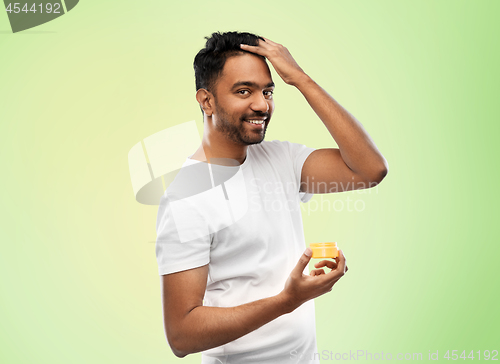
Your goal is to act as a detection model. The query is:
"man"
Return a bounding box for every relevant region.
[156,31,388,363]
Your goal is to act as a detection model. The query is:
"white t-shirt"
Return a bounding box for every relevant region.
[156,140,319,364]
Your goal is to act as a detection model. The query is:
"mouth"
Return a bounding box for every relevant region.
[244,119,267,128]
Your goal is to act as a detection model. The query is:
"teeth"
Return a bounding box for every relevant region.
[247,120,264,125]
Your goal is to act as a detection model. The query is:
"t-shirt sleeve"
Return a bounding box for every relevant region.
[155,192,212,275]
[283,141,316,203]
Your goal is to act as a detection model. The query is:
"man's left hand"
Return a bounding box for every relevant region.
[240,38,307,86]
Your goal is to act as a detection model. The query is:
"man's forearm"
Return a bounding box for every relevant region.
[169,292,292,357]
[294,74,388,181]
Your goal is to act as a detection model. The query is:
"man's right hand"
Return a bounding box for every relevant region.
[161,249,347,357]
[280,248,348,313]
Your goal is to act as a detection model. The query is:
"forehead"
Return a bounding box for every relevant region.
[218,53,273,89]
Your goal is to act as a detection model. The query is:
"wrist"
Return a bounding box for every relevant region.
[291,72,314,89]
[276,290,298,314]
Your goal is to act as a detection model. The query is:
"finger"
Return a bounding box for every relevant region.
[334,249,347,273]
[310,269,325,277]
[291,248,312,278]
[250,38,276,52]
[261,37,279,46]
[239,43,266,56]
[314,260,338,270]
[321,251,347,283]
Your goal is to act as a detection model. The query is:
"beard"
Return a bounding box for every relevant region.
[213,99,270,146]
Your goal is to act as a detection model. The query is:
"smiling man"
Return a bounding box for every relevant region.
[156,31,388,363]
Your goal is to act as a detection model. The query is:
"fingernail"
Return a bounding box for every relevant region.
[304,248,312,257]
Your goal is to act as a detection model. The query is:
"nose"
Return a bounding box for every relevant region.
[250,93,269,113]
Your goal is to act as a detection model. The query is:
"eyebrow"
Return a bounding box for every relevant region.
[231,81,275,90]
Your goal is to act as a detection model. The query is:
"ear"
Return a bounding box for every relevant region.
[196,89,214,117]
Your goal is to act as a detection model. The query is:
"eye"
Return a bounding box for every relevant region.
[237,89,250,95]
[264,90,274,98]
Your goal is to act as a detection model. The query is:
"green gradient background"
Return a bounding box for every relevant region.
[1,1,499,363]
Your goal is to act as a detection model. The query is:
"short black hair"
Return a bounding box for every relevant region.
[194,31,265,94]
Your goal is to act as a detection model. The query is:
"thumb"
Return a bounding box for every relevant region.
[292,248,312,277]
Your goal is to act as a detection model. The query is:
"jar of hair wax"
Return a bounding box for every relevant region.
[309,242,339,259]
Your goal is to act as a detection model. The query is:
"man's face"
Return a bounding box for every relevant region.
[211,53,275,145]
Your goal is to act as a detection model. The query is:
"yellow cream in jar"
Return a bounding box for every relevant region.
[309,242,339,259]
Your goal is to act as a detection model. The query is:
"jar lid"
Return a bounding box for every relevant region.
[310,242,338,248]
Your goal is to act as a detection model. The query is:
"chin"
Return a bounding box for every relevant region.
[242,136,265,145]
[237,126,267,145]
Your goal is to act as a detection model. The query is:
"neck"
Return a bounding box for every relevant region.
[191,117,248,165]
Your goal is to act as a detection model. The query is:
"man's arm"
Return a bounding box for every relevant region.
[161,248,347,357]
[296,76,387,193]
[241,38,389,193]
